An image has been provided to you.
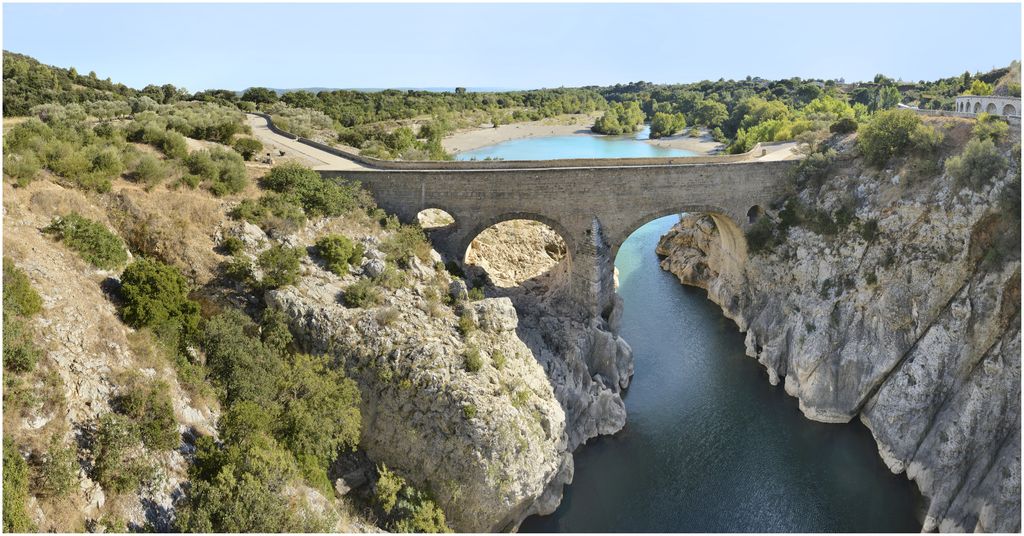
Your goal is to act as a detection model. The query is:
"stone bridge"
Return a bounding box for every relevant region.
[249,114,799,318]
[323,161,796,318]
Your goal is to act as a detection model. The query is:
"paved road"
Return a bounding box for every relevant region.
[246,113,800,170]
[246,114,369,170]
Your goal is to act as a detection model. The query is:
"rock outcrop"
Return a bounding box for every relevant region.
[655,125,1020,532]
[265,236,571,532]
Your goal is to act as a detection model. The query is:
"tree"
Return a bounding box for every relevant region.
[692,99,728,127]
[232,137,264,161]
[3,438,33,532]
[874,85,901,111]
[118,258,201,345]
[965,79,994,96]
[241,87,278,104]
[649,112,686,138]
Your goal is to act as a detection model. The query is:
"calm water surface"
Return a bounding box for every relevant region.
[455,126,696,160]
[517,216,923,532]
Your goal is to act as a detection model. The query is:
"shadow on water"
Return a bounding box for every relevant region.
[520,215,922,533]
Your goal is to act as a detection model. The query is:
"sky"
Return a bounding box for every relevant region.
[3,3,1021,92]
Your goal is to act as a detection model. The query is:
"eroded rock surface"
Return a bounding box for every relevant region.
[655,133,1021,532]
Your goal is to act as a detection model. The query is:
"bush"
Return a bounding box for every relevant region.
[745,217,777,255]
[972,113,1010,143]
[372,464,451,533]
[221,236,244,256]
[858,109,940,167]
[34,434,78,498]
[261,162,368,217]
[946,138,1007,190]
[3,152,42,186]
[315,234,364,275]
[113,380,179,451]
[119,258,201,347]
[374,264,406,290]
[3,258,42,318]
[232,137,264,160]
[343,278,381,308]
[91,413,153,493]
[256,245,305,289]
[464,347,483,373]
[3,438,33,532]
[458,311,475,336]
[44,213,128,270]
[381,225,432,267]
[131,153,168,187]
[467,287,485,301]
[829,117,858,134]
[184,148,248,196]
[492,350,507,370]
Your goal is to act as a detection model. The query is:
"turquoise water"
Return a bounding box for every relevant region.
[455,126,696,161]
[518,216,923,532]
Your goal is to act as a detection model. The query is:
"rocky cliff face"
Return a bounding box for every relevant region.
[262,232,570,532]
[655,124,1020,532]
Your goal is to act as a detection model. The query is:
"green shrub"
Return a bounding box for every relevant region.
[3,316,39,373]
[511,389,530,408]
[467,287,485,301]
[3,258,42,317]
[221,236,244,256]
[113,380,179,451]
[374,264,407,290]
[34,434,78,498]
[184,148,248,196]
[946,138,1007,190]
[343,278,381,308]
[44,213,128,270]
[745,217,777,255]
[372,464,451,533]
[91,413,153,494]
[4,152,42,186]
[119,258,201,347]
[230,193,307,233]
[972,113,1010,143]
[232,137,264,160]
[256,245,305,289]
[464,347,483,373]
[492,350,507,370]
[131,153,168,187]
[458,311,475,336]
[315,234,363,275]
[462,404,477,419]
[829,117,858,134]
[261,162,369,217]
[3,438,34,532]
[222,256,254,284]
[858,109,941,167]
[381,225,432,267]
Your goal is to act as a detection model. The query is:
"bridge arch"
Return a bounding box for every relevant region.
[1003,103,1017,116]
[986,102,998,114]
[974,102,982,113]
[416,207,457,230]
[610,204,744,258]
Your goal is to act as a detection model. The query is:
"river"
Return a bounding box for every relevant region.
[455,126,696,160]
[518,216,922,532]
[455,133,923,532]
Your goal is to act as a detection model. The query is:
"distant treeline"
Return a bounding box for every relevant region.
[4,49,1019,158]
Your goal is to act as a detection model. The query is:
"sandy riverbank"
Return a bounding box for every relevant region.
[442,113,601,153]
[643,129,725,154]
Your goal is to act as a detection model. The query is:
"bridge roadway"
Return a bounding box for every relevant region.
[248,114,801,318]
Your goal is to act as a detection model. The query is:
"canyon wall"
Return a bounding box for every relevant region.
[655,128,1021,532]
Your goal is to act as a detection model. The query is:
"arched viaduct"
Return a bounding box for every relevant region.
[248,113,798,319]
[322,160,796,319]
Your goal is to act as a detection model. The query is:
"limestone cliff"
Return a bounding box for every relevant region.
[655,121,1021,532]
[263,231,571,532]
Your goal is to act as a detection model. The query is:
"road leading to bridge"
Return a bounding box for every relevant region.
[246,114,370,170]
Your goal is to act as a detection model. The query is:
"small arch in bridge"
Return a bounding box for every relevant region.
[1003,104,1017,116]
[464,218,570,289]
[986,103,998,114]
[417,208,456,230]
[747,205,765,224]
[974,102,982,114]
